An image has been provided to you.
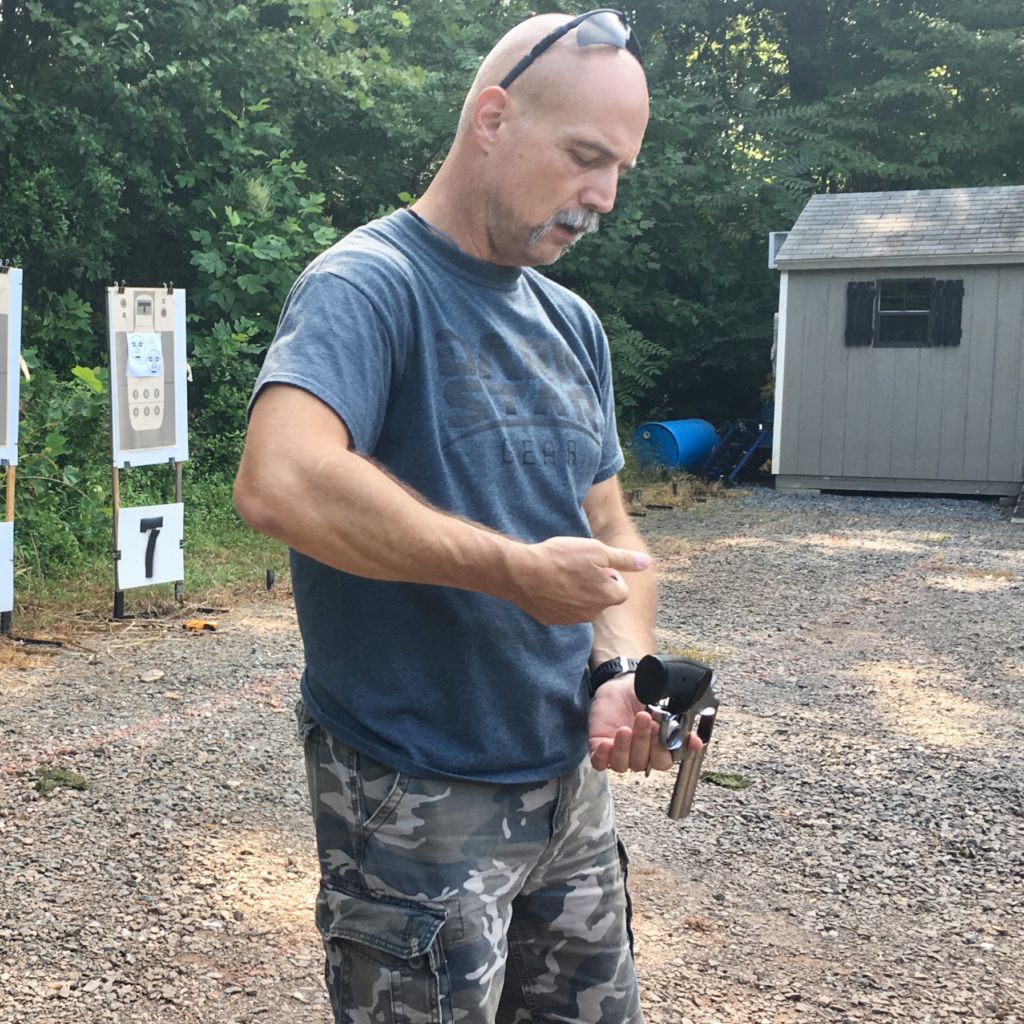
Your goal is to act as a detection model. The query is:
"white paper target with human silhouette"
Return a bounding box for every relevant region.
[106,286,188,467]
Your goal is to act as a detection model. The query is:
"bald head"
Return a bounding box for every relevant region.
[456,13,646,136]
[412,12,648,266]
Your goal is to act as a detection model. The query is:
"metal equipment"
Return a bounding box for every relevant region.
[700,418,772,485]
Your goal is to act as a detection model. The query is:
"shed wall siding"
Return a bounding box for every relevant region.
[777,265,1024,487]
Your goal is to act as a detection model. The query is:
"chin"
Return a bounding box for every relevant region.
[525,239,571,267]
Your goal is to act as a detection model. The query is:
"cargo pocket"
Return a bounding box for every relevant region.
[317,885,453,1024]
[295,698,319,741]
[354,749,411,836]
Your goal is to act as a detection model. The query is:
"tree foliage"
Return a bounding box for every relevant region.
[1,0,1023,563]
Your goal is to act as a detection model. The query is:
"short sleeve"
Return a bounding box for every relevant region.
[250,269,395,455]
[592,317,624,485]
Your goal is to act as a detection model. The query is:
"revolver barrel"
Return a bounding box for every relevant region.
[667,707,718,820]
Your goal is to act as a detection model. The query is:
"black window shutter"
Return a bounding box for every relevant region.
[845,281,876,346]
[931,280,964,346]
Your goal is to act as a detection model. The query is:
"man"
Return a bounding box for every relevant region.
[235,11,688,1023]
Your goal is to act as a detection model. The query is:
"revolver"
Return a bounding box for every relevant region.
[635,654,719,820]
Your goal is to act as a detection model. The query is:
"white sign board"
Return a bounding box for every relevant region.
[0,522,13,613]
[107,287,188,468]
[0,269,24,464]
[116,503,184,590]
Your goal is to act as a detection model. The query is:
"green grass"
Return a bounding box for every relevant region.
[13,515,290,631]
[701,770,752,790]
[664,642,733,667]
[35,766,91,797]
[617,442,747,510]
[180,516,290,595]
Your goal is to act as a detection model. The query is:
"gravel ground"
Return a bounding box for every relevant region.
[2,488,1023,1023]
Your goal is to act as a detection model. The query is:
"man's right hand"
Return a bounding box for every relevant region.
[505,538,651,626]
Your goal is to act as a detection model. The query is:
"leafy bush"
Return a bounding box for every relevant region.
[183,104,340,473]
[603,314,670,425]
[16,354,113,571]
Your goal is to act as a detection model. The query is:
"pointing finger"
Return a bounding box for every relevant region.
[603,547,651,574]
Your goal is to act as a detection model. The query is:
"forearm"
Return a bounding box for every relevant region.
[589,523,655,665]
[584,511,667,774]
[236,416,519,599]
[583,477,656,667]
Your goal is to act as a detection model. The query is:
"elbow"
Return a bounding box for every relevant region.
[234,468,287,541]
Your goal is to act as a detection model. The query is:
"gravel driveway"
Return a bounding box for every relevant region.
[2,489,1022,1023]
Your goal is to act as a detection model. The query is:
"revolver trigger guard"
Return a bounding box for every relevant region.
[646,705,684,751]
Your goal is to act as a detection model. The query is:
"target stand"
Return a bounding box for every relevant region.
[106,284,189,618]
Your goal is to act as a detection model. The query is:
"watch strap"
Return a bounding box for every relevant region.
[589,656,640,696]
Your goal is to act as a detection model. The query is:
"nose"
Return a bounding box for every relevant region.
[581,166,619,214]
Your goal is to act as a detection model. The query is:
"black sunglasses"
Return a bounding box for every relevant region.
[499,9,643,91]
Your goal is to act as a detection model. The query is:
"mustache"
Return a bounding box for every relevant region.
[529,208,600,246]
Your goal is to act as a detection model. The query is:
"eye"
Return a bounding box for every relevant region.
[570,150,599,168]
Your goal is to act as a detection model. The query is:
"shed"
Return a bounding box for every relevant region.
[771,185,1024,498]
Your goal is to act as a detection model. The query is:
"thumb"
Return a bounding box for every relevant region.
[602,546,651,574]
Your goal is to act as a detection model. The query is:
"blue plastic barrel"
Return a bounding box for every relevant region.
[633,419,719,471]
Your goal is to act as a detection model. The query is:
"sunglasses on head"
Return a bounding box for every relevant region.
[499,9,643,91]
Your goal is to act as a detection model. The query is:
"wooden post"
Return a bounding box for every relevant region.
[1,464,14,634]
[174,461,183,604]
[112,465,124,619]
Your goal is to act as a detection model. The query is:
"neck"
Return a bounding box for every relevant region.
[413,157,504,265]
[407,209,461,251]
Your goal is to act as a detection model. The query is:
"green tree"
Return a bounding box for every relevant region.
[3,0,1024,570]
[550,0,1024,420]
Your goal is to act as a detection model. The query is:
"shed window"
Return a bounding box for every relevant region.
[845,279,964,348]
[878,280,931,344]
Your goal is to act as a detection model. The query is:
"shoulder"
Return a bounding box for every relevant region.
[300,215,420,294]
[522,269,603,330]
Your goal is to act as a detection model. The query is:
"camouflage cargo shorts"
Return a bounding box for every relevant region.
[297,700,643,1024]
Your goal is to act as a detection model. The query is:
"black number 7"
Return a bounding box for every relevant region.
[140,516,164,579]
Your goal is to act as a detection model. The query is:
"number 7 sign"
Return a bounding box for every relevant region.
[116,503,184,590]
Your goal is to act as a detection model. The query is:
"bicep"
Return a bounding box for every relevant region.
[245,383,353,463]
[235,384,356,530]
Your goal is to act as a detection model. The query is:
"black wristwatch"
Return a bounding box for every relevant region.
[588,656,640,697]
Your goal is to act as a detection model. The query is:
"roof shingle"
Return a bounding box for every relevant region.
[776,186,1024,265]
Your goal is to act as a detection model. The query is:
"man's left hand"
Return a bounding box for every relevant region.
[587,675,678,773]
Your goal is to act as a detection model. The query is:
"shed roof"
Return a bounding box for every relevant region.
[775,185,1024,269]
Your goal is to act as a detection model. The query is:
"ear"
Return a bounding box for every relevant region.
[470,85,511,153]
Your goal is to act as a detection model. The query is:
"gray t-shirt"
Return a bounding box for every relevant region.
[253,210,623,782]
